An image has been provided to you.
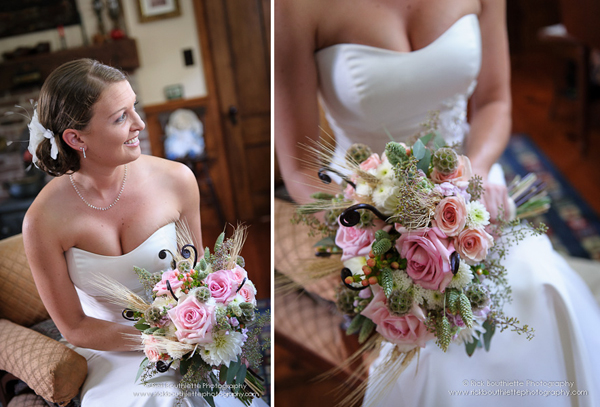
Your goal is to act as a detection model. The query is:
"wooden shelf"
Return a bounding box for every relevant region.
[0,38,140,93]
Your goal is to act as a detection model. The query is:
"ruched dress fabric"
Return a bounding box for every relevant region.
[315,14,600,407]
[64,222,268,407]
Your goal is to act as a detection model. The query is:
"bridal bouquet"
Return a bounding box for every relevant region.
[94,225,267,407]
[292,131,548,401]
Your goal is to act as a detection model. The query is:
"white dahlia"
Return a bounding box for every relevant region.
[200,331,245,367]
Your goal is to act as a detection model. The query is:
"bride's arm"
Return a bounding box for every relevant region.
[23,212,139,351]
[466,0,512,220]
[274,0,323,204]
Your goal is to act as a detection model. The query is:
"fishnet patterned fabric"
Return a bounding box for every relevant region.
[275,289,348,367]
[0,234,49,326]
[0,319,87,406]
[6,392,48,407]
[275,199,341,302]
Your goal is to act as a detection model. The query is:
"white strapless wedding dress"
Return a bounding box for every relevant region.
[64,223,268,407]
[316,14,600,406]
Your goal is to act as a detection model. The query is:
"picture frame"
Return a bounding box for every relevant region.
[137,0,181,23]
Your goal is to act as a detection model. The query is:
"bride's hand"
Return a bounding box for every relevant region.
[480,181,513,223]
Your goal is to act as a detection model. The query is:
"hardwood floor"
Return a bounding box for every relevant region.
[273,51,600,406]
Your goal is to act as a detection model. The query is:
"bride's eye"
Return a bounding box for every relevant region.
[115,112,127,123]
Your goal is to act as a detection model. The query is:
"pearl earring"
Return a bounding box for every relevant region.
[81,147,86,159]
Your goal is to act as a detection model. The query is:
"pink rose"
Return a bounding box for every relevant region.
[359,153,382,171]
[231,265,248,285]
[167,296,215,344]
[361,285,434,350]
[237,280,257,306]
[335,220,377,261]
[433,195,468,237]
[431,155,473,188]
[153,269,185,297]
[395,227,455,292]
[205,269,237,303]
[343,182,355,201]
[456,228,494,264]
[143,336,161,362]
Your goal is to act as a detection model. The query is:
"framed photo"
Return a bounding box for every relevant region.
[137,0,181,23]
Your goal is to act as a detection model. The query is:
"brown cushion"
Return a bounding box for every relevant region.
[274,289,348,368]
[7,393,48,407]
[0,319,87,406]
[274,199,341,302]
[0,234,49,326]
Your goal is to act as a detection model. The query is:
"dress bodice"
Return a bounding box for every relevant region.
[316,13,481,157]
[65,223,176,325]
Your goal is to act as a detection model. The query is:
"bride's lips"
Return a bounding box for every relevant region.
[124,135,140,147]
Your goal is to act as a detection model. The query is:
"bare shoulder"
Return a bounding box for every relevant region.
[136,154,195,187]
[23,176,76,251]
[275,0,320,43]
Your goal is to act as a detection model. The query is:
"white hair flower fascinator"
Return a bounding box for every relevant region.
[28,108,58,164]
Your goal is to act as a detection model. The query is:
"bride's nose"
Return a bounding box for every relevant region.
[132,110,146,132]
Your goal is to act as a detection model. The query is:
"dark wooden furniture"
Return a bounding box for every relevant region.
[0,38,139,93]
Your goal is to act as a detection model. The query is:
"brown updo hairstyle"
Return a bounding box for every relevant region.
[35,58,128,176]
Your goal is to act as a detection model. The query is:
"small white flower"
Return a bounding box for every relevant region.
[467,201,490,228]
[355,180,373,197]
[374,160,396,183]
[343,257,367,288]
[422,289,444,309]
[411,284,426,305]
[454,319,486,345]
[392,269,413,291]
[200,331,245,367]
[153,295,177,310]
[372,182,400,215]
[448,261,474,289]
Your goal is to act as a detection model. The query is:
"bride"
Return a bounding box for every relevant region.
[23,59,267,407]
[275,0,600,405]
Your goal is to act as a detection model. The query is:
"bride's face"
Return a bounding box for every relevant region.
[82,80,144,165]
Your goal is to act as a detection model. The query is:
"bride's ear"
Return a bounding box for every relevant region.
[62,129,86,152]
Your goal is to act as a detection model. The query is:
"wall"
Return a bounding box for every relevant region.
[0,0,207,105]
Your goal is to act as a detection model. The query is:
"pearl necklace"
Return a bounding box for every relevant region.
[69,164,128,211]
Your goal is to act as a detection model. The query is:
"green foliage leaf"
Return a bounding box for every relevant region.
[482,319,496,351]
[346,314,365,335]
[219,364,228,382]
[465,337,480,357]
[433,132,446,149]
[135,357,149,383]
[235,363,247,389]
[417,149,432,174]
[313,236,336,247]
[204,395,216,407]
[134,318,150,331]
[226,358,241,385]
[358,317,375,343]
[419,132,434,146]
[412,139,426,160]
[180,357,192,377]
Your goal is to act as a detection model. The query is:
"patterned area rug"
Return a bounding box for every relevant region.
[257,298,271,406]
[500,134,600,260]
